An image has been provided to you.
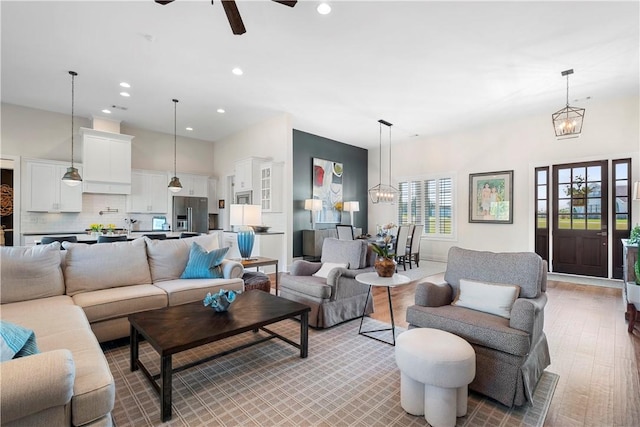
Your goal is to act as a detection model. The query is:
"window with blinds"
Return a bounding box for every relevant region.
[398,176,454,238]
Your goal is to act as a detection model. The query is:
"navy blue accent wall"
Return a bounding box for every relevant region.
[292,129,368,257]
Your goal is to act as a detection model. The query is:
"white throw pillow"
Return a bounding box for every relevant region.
[452,278,520,319]
[312,262,349,279]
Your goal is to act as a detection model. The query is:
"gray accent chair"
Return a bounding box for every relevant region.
[406,246,550,407]
[280,238,375,328]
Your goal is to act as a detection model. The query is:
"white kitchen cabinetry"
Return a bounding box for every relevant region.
[234,157,265,194]
[172,173,208,197]
[208,178,218,213]
[260,162,283,212]
[126,170,168,213]
[23,159,83,212]
[80,128,133,194]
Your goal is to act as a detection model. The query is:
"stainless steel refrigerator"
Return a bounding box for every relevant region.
[172,196,208,233]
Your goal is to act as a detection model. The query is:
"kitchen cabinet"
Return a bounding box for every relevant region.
[126,170,168,213]
[234,157,265,194]
[171,173,208,197]
[208,178,218,213]
[260,162,283,212]
[23,159,83,212]
[80,128,133,194]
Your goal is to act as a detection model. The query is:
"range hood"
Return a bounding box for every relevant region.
[80,118,134,194]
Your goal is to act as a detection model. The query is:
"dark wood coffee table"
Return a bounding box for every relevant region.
[128,290,311,422]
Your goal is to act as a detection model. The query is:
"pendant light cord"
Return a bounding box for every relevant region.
[378,122,382,186]
[173,99,178,176]
[388,125,392,186]
[565,74,570,108]
[70,71,77,168]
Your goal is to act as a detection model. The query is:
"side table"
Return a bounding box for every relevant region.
[241,256,279,295]
[355,272,411,346]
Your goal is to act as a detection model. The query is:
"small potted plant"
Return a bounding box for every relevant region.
[626,225,640,307]
[106,224,117,235]
[89,223,103,237]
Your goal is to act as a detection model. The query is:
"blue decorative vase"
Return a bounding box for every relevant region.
[203,289,237,312]
[237,227,255,259]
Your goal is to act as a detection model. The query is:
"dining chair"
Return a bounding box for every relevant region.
[393,225,412,270]
[97,235,128,243]
[407,224,424,268]
[336,225,355,240]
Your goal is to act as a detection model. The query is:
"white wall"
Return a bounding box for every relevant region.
[212,113,293,268]
[369,95,640,263]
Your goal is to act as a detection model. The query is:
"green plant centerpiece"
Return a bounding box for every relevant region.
[629,225,640,285]
[370,235,396,277]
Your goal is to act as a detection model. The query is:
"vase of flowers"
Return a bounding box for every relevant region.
[89,223,103,237]
[370,235,396,277]
[106,223,117,235]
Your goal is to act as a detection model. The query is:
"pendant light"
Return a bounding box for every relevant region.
[368,119,398,204]
[168,98,183,192]
[62,71,83,186]
[552,69,585,139]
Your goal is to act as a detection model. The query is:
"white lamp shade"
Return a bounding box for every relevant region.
[230,204,262,226]
[344,201,360,212]
[304,199,322,211]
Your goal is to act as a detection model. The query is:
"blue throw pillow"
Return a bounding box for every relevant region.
[0,320,40,362]
[181,243,229,279]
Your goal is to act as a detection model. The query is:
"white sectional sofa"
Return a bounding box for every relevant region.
[0,233,244,426]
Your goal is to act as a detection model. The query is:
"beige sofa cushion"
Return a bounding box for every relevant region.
[145,234,221,283]
[72,284,168,323]
[63,238,151,296]
[0,243,65,303]
[153,278,244,306]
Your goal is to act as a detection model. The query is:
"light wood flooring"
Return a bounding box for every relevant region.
[271,274,640,426]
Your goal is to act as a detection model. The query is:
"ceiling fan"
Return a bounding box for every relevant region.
[155,0,297,35]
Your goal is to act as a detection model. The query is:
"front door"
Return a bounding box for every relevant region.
[552,160,608,277]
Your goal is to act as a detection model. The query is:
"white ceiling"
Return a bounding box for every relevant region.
[2,1,639,149]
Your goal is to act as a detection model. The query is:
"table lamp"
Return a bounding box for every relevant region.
[343,201,360,226]
[230,204,262,260]
[304,199,322,230]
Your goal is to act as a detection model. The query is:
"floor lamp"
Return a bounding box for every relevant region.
[230,204,262,260]
[343,201,360,226]
[304,199,322,230]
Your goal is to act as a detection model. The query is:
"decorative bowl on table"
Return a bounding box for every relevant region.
[250,225,271,233]
[203,289,237,312]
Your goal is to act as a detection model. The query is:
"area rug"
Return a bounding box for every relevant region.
[103,318,558,427]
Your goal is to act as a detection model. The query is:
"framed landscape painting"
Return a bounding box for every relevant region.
[469,170,513,224]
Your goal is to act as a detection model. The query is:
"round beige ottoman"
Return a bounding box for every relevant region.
[395,328,476,427]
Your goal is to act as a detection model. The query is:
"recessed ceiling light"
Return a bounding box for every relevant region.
[119,82,130,88]
[186,127,193,131]
[217,108,226,114]
[317,2,331,15]
[120,92,130,97]
[101,109,112,114]
[232,67,243,76]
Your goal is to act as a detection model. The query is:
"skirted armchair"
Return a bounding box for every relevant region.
[406,246,551,407]
[280,238,375,328]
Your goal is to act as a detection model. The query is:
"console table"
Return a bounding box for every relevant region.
[622,239,638,332]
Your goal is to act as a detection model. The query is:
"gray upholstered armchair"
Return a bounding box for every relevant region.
[280,238,375,328]
[406,246,550,407]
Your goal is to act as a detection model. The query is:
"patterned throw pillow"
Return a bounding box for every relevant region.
[181,244,229,279]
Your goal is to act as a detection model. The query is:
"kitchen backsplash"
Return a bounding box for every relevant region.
[22,193,160,233]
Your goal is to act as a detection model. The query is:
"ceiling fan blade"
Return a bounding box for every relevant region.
[221,0,246,35]
[154,0,174,5]
[272,0,297,7]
